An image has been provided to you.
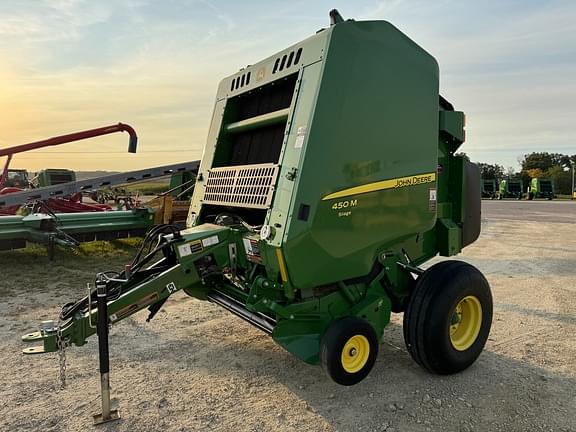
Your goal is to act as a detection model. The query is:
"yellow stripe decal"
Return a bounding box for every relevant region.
[275,248,289,283]
[322,172,436,201]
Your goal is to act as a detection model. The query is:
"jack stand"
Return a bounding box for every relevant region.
[93,279,120,425]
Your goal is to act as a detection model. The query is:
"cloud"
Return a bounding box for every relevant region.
[0,1,111,44]
[2,0,576,171]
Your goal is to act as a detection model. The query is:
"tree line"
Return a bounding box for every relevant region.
[476,152,576,195]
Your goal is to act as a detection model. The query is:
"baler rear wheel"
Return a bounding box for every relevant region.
[320,316,378,386]
[403,260,492,374]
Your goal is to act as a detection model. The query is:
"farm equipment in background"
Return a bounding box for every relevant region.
[499,179,523,199]
[142,170,198,227]
[481,178,498,199]
[169,170,196,200]
[0,161,198,254]
[1,167,77,197]
[0,209,155,259]
[1,167,84,215]
[1,169,30,188]
[528,177,555,200]
[0,161,198,211]
[0,123,137,215]
[0,170,31,215]
[22,11,492,415]
[1,123,137,186]
[31,168,76,187]
[147,171,197,227]
[0,122,199,254]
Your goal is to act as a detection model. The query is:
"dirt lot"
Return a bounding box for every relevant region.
[0,201,575,432]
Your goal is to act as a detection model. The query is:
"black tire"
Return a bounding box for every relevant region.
[403,260,492,374]
[320,316,379,386]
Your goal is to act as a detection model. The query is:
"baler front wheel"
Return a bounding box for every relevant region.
[403,260,492,374]
[320,316,378,386]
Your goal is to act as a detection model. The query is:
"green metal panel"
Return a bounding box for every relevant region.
[0,209,154,250]
[437,218,461,256]
[35,169,76,187]
[280,21,439,288]
[0,215,31,244]
[53,209,154,234]
[267,60,324,247]
[439,111,466,152]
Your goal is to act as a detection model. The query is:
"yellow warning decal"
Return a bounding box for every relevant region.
[322,172,436,201]
[275,248,289,283]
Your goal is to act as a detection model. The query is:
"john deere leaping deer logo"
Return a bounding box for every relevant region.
[256,67,266,82]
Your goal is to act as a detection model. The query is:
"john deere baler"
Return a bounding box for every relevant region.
[528,177,555,200]
[481,178,498,199]
[23,11,492,387]
[499,178,524,199]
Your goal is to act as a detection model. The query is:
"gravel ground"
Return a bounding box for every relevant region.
[481,199,576,223]
[0,201,575,432]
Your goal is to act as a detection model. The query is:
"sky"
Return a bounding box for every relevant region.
[1,0,575,172]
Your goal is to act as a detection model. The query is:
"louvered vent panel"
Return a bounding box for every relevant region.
[203,163,279,209]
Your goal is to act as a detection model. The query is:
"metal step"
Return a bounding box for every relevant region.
[207,290,275,334]
[0,161,199,207]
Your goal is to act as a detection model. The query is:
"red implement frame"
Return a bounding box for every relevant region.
[0,123,137,188]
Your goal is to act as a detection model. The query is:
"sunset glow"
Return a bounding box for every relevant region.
[1,0,574,172]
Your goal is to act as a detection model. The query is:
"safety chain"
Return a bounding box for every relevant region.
[56,316,67,390]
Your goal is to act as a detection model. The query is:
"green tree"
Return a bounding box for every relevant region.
[546,165,571,195]
[519,152,576,195]
[527,168,544,179]
[477,163,505,179]
[521,153,551,171]
[520,152,567,172]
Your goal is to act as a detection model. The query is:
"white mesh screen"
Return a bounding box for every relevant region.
[203,163,279,209]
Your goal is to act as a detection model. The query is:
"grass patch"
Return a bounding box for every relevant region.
[123,181,170,195]
[78,237,142,257]
[0,238,142,266]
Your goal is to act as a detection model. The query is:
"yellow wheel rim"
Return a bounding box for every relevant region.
[450,295,482,351]
[341,335,370,373]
